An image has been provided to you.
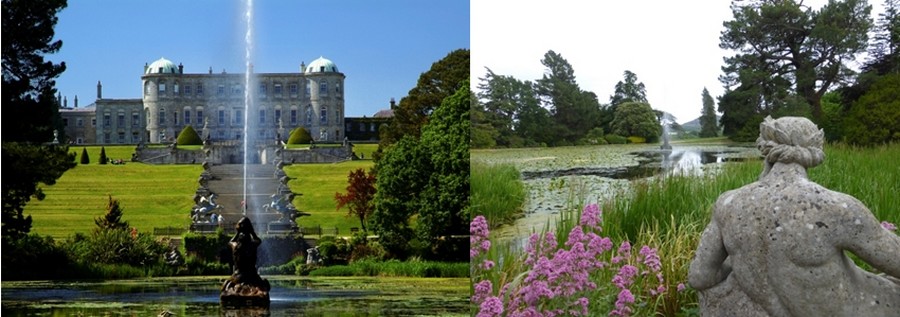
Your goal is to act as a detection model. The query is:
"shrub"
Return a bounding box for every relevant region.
[287,127,312,144]
[844,74,900,146]
[176,125,203,145]
[80,147,90,164]
[577,127,608,145]
[627,136,646,144]
[471,163,526,228]
[605,134,628,144]
[99,146,108,164]
[68,229,167,266]
[316,236,351,265]
[1,234,72,280]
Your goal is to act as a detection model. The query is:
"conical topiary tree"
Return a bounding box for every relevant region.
[99,146,108,165]
[95,195,129,231]
[287,127,312,145]
[176,125,203,145]
[80,147,90,164]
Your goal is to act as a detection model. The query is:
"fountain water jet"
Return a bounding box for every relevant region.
[660,112,673,151]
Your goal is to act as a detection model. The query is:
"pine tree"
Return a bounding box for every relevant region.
[699,88,719,138]
[80,147,90,164]
[95,195,128,231]
[99,146,108,164]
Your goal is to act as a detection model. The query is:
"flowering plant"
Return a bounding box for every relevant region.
[471,204,686,316]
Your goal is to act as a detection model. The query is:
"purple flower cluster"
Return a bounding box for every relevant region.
[882,221,897,232]
[471,204,675,317]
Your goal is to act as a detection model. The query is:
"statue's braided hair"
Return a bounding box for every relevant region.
[756,116,824,176]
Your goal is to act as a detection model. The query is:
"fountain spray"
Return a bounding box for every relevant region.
[242,0,253,216]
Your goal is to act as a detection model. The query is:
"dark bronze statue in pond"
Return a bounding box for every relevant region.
[220,217,270,306]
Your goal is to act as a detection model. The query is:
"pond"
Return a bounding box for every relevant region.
[1,276,470,317]
[471,143,760,245]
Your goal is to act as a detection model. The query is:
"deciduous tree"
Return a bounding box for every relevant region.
[334,168,376,232]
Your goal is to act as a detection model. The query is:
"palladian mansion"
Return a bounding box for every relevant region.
[60,56,392,145]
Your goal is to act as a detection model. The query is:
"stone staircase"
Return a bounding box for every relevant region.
[205,164,292,233]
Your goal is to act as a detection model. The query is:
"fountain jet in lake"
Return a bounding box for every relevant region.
[660,112,673,151]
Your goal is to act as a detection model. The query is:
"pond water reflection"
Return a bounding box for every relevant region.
[476,144,760,246]
[1,276,469,317]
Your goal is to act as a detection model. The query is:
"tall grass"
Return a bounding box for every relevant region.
[308,259,468,277]
[471,162,527,228]
[603,162,760,242]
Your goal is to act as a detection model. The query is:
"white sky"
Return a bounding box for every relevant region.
[471,0,884,124]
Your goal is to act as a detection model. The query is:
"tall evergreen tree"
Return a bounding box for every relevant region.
[720,0,872,119]
[699,87,719,137]
[2,0,68,143]
[535,50,601,144]
[2,0,75,242]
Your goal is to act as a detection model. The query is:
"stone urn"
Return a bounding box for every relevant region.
[220,217,270,306]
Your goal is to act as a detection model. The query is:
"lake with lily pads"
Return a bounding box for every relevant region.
[471,142,760,245]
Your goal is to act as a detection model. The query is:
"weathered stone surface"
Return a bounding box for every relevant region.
[689,116,900,316]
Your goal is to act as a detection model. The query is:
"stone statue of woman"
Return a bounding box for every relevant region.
[689,116,900,316]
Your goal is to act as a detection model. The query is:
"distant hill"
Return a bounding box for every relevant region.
[680,115,721,132]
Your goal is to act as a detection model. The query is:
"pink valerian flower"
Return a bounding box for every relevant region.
[472,280,493,304]
[580,203,602,230]
[609,289,635,316]
[612,265,638,289]
[477,296,504,317]
[570,297,590,316]
[481,260,495,270]
[639,245,661,272]
[470,216,491,258]
[677,283,687,292]
[882,221,897,231]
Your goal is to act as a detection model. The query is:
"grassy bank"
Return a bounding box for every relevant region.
[24,163,201,239]
[284,160,375,234]
[471,162,526,228]
[25,145,375,239]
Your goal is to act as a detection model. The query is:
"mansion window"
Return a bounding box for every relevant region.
[274,109,281,123]
[232,84,242,95]
[370,123,376,132]
[104,114,111,126]
[274,84,283,95]
[184,84,192,95]
[76,118,83,127]
[132,113,140,126]
[290,84,298,94]
[320,106,327,124]
[159,82,166,93]
[92,118,96,126]
[159,109,166,124]
[346,123,352,131]
[104,133,111,144]
[335,83,341,93]
[234,109,243,124]
[290,109,298,124]
[117,113,125,127]
[184,110,191,124]
[218,110,225,125]
[217,85,225,95]
[63,118,68,127]
[259,109,266,124]
[259,83,267,96]
[305,106,312,125]
[336,110,341,123]
[319,82,327,93]
[196,84,204,95]
[197,110,203,124]
[117,132,125,144]
[173,82,180,94]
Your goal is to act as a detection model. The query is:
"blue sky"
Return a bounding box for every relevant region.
[52,0,469,117]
